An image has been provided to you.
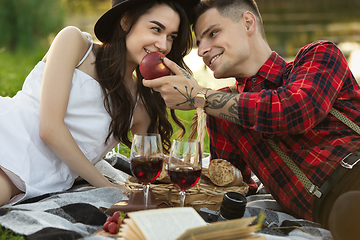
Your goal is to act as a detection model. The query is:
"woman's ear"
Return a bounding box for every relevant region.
[120,12,130,32]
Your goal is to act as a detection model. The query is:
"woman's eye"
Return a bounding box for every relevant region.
[152,27,160,33]
[167,35,177,41]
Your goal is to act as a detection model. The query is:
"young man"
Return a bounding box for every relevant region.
[143,0,360,238]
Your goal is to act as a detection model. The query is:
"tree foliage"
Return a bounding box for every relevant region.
[0,0,65,51]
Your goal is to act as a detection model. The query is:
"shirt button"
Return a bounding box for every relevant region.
[252,77,257,83]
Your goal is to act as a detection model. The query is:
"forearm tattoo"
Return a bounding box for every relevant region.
[207,92,241,124]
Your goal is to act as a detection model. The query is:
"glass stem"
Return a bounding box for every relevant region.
[179,191,186,207]
[143,184,150,210]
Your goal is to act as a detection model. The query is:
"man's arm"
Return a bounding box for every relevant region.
[205,91,241,124]
[142,58,242,125]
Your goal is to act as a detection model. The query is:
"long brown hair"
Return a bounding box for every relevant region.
[95,0,193,153]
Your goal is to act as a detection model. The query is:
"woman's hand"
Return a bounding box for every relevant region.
[112,183,127,193]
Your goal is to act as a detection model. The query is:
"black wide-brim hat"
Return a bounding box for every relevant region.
[94,0,200,43]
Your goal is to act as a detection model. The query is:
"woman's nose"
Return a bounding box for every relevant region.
[154,36,168,53]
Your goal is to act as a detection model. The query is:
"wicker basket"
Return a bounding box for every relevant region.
[125,176,248,211]
[125,108,249,211]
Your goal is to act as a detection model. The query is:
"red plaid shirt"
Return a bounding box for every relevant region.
[207,41,360,221]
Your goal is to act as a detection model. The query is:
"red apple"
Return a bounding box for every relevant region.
[139,52,171,79]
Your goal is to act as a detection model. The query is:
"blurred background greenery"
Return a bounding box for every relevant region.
[1,0,360,156]
[1,0,359,96]
[258,0,360,57]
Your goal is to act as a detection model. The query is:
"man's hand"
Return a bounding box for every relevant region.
[142,57,203,110]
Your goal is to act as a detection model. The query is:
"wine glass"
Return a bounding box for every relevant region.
[168,139,202,207]
[130,133,164,210]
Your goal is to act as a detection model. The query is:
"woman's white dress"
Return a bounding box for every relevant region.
[0,33,120,204]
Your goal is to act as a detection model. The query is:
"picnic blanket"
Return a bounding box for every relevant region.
[0,159,334,240]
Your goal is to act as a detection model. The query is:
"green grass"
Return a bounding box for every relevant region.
[0,47,47,97]
[0,227,24,240]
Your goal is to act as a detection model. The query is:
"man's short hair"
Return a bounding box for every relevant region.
[194,0,266,39]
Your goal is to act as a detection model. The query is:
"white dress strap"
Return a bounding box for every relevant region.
[76,32,94,68]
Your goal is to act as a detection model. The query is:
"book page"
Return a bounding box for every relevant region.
[178,216,262,240]
[119,218,145,240]
[126,207,207,240]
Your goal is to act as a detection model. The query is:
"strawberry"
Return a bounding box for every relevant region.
[108,222,118,234]
[102,221,110,231]
[112,211,120,223]
[102,211,126,234]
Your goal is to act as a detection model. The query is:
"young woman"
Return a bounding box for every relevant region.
[0,0,199,206]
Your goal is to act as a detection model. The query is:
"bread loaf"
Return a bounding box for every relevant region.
[208,159,243,187]
[156,155,170,183]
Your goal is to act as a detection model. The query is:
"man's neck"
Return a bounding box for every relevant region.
[241,38,272,78]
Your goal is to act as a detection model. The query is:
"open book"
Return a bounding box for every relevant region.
[118,207,266,240]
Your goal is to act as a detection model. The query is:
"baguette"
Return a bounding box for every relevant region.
[208,159,243,187]
[156,155,170,183]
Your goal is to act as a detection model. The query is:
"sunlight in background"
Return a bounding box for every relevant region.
[338,42,360,81]
[184,49,235,90]
[349,51,360,81]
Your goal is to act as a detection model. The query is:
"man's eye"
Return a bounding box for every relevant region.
[210,30,218,37]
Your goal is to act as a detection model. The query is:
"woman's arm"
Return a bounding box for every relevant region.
[130,98,152,136]
[39,26,116,188]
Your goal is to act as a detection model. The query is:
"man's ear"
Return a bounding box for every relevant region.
[120,12,130,32]
[243,11,256,33]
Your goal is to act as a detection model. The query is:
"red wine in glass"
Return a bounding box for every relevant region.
[168,139,202,207]
[130,133,163,210]
[168,166,201,191]
[131,156,164,185]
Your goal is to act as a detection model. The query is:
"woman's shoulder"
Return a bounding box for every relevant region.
[55,26,90,45]
[42,26,91,63]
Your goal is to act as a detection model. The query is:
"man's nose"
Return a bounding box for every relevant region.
[197,42,211,57]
